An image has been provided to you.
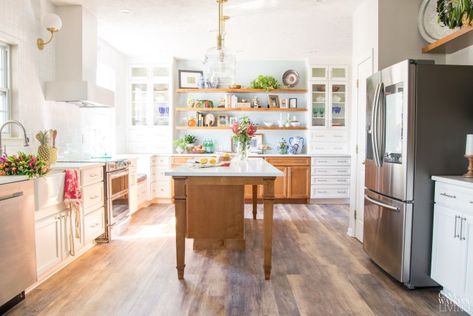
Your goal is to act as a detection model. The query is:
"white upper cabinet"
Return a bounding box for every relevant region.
[129,65,171,128]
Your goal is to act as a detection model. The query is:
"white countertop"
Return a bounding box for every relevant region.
[166,153,350,158]
[432,176,473,189]
[52,162,105,170]
[0,175,30,185]
[165,158,284,177]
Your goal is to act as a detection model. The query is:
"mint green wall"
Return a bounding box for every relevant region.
[174,59,308,154]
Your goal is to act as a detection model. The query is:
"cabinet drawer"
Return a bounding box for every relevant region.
[311,185,349,198]
[82,182,104,212]
[152,182,171,198]
[311,157,350,166]
[311,177,350,185]
[309,143,349,154]
[435,182,473,213]
[81,167,103,186]
[266,157,310,166]
[84,207,105,242]
[312,167,350,176]
[152,156,170,166]
[310,130,348,143]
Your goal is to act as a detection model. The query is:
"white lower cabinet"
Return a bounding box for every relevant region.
[84,207,105,243]
[35,212,62,277]
[431,178,473,315]
[310,156,350,200]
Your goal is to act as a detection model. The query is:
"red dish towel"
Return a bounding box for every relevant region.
[64,169,82,256]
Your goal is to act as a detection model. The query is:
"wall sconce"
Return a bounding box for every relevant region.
[37,13,62,50]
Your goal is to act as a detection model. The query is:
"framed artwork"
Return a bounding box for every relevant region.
[249,134,263,154]
[229,117,238,125]
[281,98,289,108]
[268,95,280,108]
[217,114,229,126]
[289,98,298,108]
[230,137,238,153]
[178,70,203,89]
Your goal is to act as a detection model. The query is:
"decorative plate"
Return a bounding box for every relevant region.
[418,0,455,43]
[282,70,300,88]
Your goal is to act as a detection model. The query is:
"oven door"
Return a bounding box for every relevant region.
[107,169,130,226]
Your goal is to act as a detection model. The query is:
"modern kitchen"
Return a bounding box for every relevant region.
[2,0,473,315]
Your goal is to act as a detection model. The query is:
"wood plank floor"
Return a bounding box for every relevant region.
[8,204,465,316]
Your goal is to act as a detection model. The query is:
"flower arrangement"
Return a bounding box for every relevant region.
[232,116,257,160]
[0,152,48,178]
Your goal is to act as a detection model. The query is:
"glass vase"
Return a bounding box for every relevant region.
[237,140,250,161]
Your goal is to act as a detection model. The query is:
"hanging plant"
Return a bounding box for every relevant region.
[437,0,473,29]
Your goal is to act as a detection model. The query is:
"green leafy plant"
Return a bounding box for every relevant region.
[173,137,187,148]
[0,152,48,178]
[183,134,197,144]
[437,0,473,29]
[250,75,280,90]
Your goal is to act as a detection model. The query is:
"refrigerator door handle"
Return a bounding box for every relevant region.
[365,194,400,212]
[371,83,381,167]
[377,83,385,166]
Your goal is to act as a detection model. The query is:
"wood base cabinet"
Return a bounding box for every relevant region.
[431,179,473,314]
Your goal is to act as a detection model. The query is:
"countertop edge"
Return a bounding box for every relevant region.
[432,175,473,189]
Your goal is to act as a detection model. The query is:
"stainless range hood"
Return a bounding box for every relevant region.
[46,5,114,108]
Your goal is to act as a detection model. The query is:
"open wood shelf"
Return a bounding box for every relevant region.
[175,126,306,131]
[422,26,473,54]
[176,88,307,93]
[175,107,307,112]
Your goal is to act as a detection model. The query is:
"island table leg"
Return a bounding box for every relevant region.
[173,177,187,280]
[252,185,258,220]
[263,178,275,280]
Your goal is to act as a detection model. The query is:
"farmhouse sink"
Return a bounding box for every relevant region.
[34,171,65,210]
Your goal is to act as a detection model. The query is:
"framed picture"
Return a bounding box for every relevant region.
[217,114,229,126]
[249,134,263,154]
[268,95,280,108]
[289,98,298,108]
[229,117,238,125]
[178,70,203,89]
[281,98,289,108]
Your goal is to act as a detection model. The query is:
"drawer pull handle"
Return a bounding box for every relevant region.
[89,174,99,178]
[440,192,456,199]
[460,217,467,241]
[337,179,346,183]
[0,191,23,202]
[90,195,99,200]
[454,216,460,239]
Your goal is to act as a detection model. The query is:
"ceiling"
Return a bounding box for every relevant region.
[51,0,361,60]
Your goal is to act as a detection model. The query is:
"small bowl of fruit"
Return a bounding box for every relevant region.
[191,145,206,154]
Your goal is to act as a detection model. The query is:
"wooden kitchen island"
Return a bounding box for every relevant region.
[165,158,283,280]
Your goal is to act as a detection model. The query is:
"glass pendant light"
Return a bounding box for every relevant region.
[203,0,236,88]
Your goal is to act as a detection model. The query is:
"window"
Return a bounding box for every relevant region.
[0,42,10,130]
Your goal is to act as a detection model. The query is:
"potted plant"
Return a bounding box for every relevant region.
[437,0,473,29]
[173,137,187,154]
[183,134,197,153]
[277,138,289,155]
[249,75,280,90]
[231,116,257,160]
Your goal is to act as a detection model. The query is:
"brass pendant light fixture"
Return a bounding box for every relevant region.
[203,0,236,88]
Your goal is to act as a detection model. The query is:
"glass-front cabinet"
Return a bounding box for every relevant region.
[311,83,327,127]
[330,83,346,127]
[310,64,348,129]
[129,66,171,127]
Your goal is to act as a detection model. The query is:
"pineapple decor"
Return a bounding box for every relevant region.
[36,130,51,163]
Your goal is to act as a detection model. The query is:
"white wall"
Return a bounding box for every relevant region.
[352,0,379,71]
[0,0,126,159]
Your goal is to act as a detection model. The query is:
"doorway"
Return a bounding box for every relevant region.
[350,53,374,242]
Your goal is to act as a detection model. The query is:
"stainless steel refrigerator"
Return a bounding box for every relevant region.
[364,59,473,289]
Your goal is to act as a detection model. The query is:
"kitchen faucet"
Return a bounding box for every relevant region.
[0,120,30,156]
